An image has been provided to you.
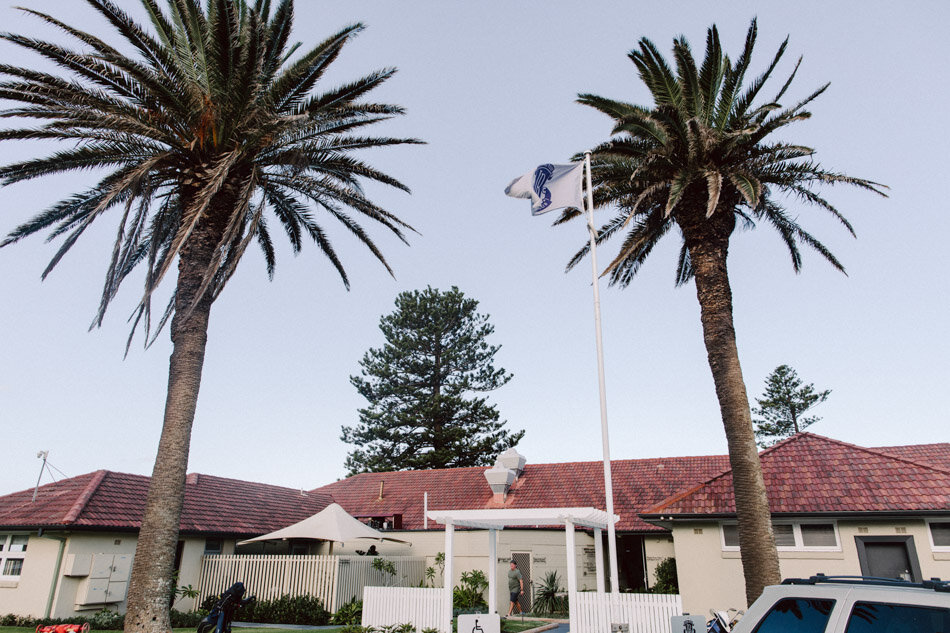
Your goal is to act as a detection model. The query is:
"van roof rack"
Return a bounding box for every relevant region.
[782,573,950,593]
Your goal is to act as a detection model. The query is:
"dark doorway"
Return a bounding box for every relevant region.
[617,534,647,591]
[511,551,532,613]
[854,536,922,582]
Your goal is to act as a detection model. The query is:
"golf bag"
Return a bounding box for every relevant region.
[196,582,255,633]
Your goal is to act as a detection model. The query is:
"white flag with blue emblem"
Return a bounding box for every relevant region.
[505,162,584,215]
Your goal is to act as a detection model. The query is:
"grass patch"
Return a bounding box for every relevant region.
[501,618,553,632]
[1,629,345,633]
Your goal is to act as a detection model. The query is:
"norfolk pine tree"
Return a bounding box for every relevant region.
[342,286,524,473]
[753,364,831,446]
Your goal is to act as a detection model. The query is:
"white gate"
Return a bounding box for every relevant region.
[362,586,447,633]
[571,591,683,633]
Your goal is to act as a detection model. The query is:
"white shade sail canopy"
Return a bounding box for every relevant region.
[238,502,410,546]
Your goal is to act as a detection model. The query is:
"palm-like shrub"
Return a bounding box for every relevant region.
[569,19,884,603]
[0,2,418,631]
[532,571,567,615]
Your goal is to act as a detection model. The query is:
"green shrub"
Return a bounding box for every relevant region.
[532,571,568,615]
[651,557,679,594]
[331,597,363,625]
[240,594,330,625]
[171,608,208,627]
[0,609,121,629]
[453,569,488,612]
[339,626,423,633]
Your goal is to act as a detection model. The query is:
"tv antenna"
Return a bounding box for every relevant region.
[32,451,49,502]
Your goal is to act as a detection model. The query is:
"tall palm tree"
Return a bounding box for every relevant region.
[567,19,885,604]
[0,1,419,631]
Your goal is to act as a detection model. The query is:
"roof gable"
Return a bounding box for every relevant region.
[313,455,730,532]
[644,433,950,517]
[0,471,333,536]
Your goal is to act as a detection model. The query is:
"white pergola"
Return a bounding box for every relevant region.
[426,507,619,630]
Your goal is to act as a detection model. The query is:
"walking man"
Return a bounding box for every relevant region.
[506,559,523,617]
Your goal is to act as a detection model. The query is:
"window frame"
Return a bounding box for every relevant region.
[720,520,841,552]
[0,533,28,581]
[926,519,950,552]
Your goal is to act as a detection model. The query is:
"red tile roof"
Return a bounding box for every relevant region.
[644,433,950,518]
[4,435,946,537]
[0,471,332,536]
[873,442,950,471]
[313,455,730,533]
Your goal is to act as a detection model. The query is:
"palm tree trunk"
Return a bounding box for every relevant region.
[124,219,220,633]
[688,235,782,605]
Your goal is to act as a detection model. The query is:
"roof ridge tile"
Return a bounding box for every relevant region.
[63,469,108,523]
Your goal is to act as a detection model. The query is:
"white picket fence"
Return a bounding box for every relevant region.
[361,586,447,633]
[197,555,425,614]
[571,591,683,633]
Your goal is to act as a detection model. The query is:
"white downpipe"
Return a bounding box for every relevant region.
[488,529,497,615]
[584,150,620,592]
[443,522,455,633]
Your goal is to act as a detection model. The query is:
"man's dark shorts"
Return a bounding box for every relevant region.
[509,591,519,603]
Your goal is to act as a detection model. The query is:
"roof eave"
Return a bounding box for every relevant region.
[639,509,950,523]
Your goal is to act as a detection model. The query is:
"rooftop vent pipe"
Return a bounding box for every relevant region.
[484,464,516,501]
[496,448,526,478]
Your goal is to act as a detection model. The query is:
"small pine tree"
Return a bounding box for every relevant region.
[753,365,831,447]
[342,287,524,473]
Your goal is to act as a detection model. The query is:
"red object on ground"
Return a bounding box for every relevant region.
[35,624,90,633]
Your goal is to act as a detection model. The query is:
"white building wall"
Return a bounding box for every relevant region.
[671,518,950,617]
[0,534,61,618]
[325,528,597,611]
[0,531,216,619]
[643,535,675,588]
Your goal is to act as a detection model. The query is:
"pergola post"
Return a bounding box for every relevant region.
[488,529,498,614]
[443,521,454,633]
[594,527,605,593]
[565,519,577,633]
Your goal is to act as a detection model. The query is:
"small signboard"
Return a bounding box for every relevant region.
[610,624,629,633]
[457,613,500,633]
[670,615,706,633]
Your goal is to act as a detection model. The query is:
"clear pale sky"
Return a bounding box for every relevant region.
[2,1,947,496]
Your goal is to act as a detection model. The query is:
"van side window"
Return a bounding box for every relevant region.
[751,598,836,633]
[844,601,950,633]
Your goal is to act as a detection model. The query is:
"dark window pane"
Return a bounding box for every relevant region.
[3,558,22,576]
[845,601,950,633]
[801,524,837,547]
[932,522,950,547]
[723,524,739,547]
[752,598,835,633]
[773,524,796,547]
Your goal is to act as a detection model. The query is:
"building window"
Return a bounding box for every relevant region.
[929,521,950,551]
[0,534,28,580]
[721,522,840,551]
[204,539,223,555]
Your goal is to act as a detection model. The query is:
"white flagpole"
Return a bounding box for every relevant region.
[584,151,620,593]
